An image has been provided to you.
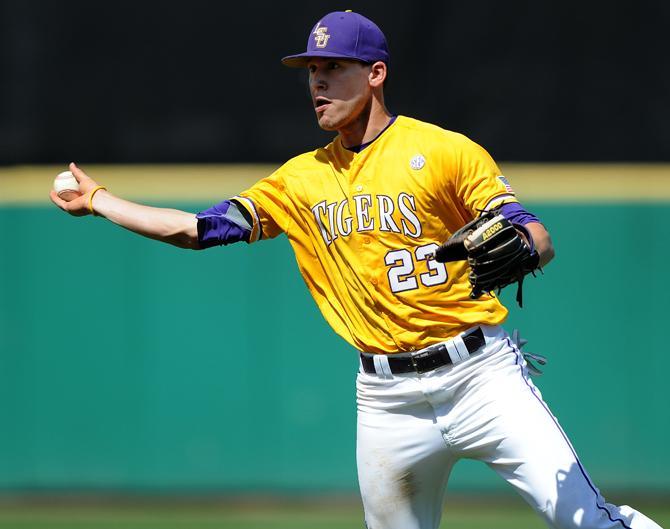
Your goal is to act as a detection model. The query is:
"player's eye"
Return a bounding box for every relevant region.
[308,64,317,74]
[328,62,340,70]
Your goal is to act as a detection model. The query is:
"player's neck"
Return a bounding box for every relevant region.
[338,102,393,150]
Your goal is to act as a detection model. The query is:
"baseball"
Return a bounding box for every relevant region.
[53,170,82,201]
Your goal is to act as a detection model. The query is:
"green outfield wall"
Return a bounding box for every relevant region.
[1,165,669,494]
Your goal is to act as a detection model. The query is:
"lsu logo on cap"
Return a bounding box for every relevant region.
[313,22,331,48]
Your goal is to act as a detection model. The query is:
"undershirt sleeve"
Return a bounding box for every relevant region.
[195,199,253,249]
[499,202,541,226]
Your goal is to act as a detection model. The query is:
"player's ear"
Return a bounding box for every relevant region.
[368,61,387,88]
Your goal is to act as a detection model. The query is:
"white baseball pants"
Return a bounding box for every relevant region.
[356,325,662,529]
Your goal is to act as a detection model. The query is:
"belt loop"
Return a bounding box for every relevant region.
[444,341,462,364]
[373,354,394,379]
[453,335,470,361]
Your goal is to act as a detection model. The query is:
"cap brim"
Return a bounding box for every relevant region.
[281,50,364,68]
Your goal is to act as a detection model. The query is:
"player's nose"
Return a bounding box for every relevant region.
[310,75,327,93]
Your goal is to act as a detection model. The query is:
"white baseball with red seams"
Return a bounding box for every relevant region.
[53,170,82,201]
[356,325,663,529]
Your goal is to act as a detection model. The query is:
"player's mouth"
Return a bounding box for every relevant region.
[314,97,332,113]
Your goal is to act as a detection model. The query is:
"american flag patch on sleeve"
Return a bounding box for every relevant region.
[498,176,514,193]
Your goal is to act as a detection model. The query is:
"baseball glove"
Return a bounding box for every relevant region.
[433,207,540,307]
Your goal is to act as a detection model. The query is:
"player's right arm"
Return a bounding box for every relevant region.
[50,163,201,250]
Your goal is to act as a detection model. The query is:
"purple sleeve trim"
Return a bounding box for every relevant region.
[500,202,541,226]
[196,200,251,249]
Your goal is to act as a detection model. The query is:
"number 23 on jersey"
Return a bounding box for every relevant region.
[385,243,447,293]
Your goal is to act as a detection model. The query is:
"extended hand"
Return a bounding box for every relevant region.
[50,162,105,217]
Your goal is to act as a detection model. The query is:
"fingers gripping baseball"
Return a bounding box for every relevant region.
[69,162,99,193]
[50,162,104,217]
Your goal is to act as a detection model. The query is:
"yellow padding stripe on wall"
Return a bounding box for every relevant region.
[1,163,669,204]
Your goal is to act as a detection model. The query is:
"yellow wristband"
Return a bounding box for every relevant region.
[88,186,107,215]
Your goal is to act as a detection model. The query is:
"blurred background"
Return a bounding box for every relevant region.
[1,1,669,527]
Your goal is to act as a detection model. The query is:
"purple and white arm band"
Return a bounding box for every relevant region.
[196,199,253,249]
[500,202,541,254]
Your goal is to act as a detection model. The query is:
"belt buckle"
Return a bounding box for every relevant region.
[410,348,436,374]
[409,352,419,373]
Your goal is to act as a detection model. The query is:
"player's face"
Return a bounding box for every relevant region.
[307,58,373,132]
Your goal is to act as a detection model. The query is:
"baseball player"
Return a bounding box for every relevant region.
[50,10,663,529]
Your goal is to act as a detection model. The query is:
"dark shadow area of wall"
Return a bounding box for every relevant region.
[1,0,668,164]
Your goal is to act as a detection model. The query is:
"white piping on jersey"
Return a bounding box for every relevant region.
[484,193,516,211]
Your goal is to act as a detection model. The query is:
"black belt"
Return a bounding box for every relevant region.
[360,327,486,375]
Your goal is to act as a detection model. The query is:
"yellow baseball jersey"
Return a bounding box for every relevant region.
[235,116,518,354]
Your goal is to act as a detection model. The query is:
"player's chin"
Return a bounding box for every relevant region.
[315,114,339,131]
[315,105,348,131]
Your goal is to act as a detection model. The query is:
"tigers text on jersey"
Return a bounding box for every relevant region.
[236,116,517,354]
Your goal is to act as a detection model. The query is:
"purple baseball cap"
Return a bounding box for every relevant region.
[282,11,390,68]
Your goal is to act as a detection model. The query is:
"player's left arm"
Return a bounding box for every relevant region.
[496,202,554,268]
[525,222,554,268]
